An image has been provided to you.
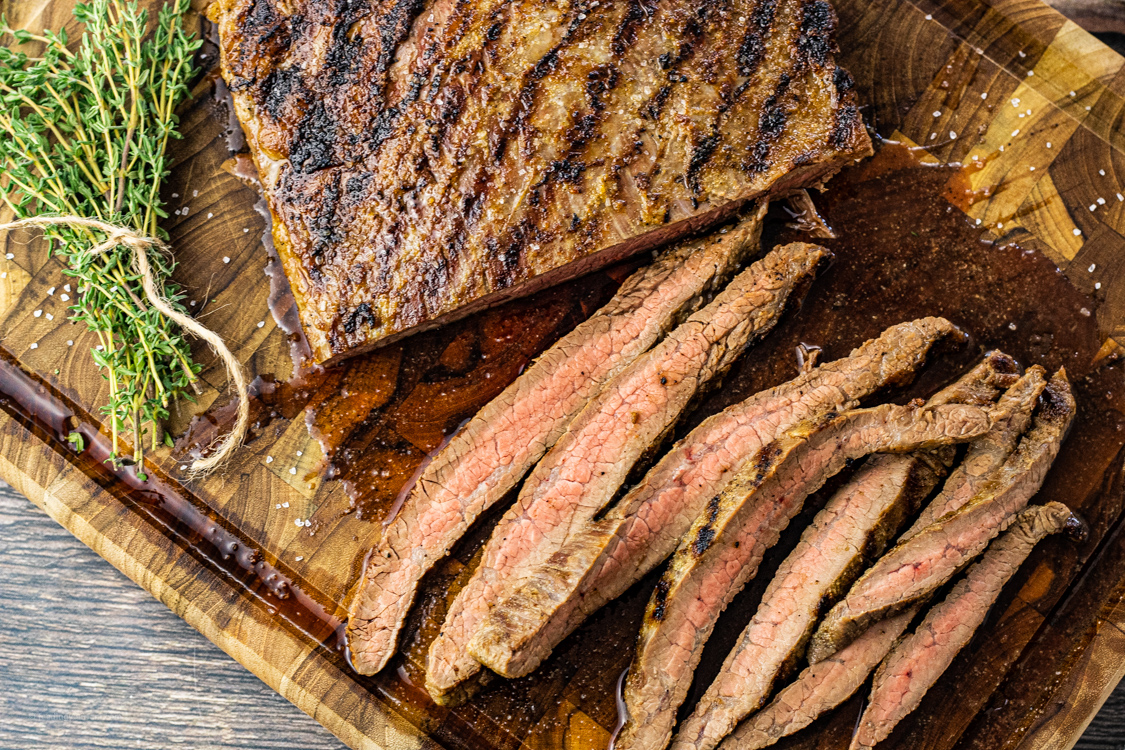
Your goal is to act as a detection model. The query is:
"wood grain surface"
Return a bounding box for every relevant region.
[3,0,1125,748]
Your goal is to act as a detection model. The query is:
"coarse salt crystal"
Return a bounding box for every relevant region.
[1090,204,1098,212]
[60,294,69,301]
[1030,166,1035,171]
[282,502,289,508]
[172,193,179,198]
[257,320,265,328]
[981,92,988,100]
[289,467,297,475]
[1089,264,1097,272]
[33,310,41,317]
[1011,129,1020,137]
[1026,70,1033,76]
[29,343,37,349]
[1098,197,1106,205]
[266,455,274,463]
[1096,282,1102,290]
[47,287,55,295]
[5,253,13,260]
[1100,169,1106,176]
[223,256,231,264]
[933,111,941,118]
[294,518,303,527]
[1046,142,1052,148]
[1008,322,1017,330]
[1,273,6,279]
[243,228,249,233]
[275,504,281,509]
[1074,228,1083,236]
[45,313,53,321]
[63,284,70,292]
[295,556,304,561]
[207,212,214,219]
[949,131,957,139]
[1081,307,1091,317]
[297,451,303,457]
[930,133,937,141]
[67,340,73,346]
[1118,193,1124,202]
[193,190,198,197]
[1070,91,1077,97]
[925,13,932,18]
[997,222,1003,228]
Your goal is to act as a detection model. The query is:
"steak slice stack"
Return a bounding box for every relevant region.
[614,402,995,750]
[345,212,764,676]
[426,242,827,702]
[899,365,1046,541]
[469,318,963,680]
[851,502,1083,750]
[720,608,918,750]
[210,0,871,363]
[809,368,1075,663]
[670,355,1020,750]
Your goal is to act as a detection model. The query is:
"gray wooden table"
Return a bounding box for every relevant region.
[0,483,1122,749]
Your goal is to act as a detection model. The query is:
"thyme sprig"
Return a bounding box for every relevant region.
[0,0,200,467]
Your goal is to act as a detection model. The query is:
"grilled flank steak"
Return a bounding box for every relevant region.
[210,0,871,362]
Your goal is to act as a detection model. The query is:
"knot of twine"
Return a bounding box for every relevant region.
[0,215,249,475]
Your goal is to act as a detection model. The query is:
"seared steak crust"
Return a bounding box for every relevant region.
[809,369,1075,663]
[671,356,1018,750]
[850,502,1081,750]
[615,402,994,750]
[210,0,871,362]
[469,318,960,680]
[426,241,827,701]
[345,212,763,676]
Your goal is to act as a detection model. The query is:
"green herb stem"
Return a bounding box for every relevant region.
[0,0,201,466]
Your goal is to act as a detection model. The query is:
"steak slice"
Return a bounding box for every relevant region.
[671,356,1018,750]
[426,242,828,702]
[719,608,918,750]
[614,402,994,750]
[345,213,764,676]
[808,368,1074,663]
[210,0,871,363]
[470,318,964,680]
[851,502,1082,750]
[899,365,1047,542]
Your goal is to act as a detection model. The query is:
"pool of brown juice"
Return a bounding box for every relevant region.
[165,128,1125,748]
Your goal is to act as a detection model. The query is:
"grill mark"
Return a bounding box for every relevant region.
[736,0,778,76]
[743,67,796,174]
[795,0,837,68]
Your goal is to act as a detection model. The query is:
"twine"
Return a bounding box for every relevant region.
[0,215,249,475]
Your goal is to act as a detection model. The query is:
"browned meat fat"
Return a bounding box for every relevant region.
[808,368,1075,664]
[469,318,961,681]
[670,355,1018,750]
[426,242,826,703]
[718,608,917,750]
[614,401,994,750]
[209,0,871,363]
[345,212,763,676]
[850,502,1083,750]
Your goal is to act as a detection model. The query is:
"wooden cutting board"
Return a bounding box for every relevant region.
[1,0,1125,748]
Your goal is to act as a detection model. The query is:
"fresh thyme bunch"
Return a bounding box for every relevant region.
[0,0,200,469]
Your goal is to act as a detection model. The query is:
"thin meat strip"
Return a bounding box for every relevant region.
[427,242,827,702]
[614,401,995,750]
[809,369,1074,663]
[346,214,764,675]
[850,502,1084,750]
[672,356,1020,750]
[470,319,975,680]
